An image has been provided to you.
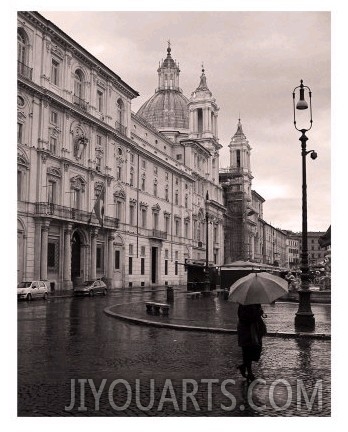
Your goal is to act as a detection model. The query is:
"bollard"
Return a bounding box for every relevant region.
[167,286,174,302]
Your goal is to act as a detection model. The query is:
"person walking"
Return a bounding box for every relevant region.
[236,303,266,383]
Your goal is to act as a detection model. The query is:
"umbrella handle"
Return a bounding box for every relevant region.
[262,313,268,318]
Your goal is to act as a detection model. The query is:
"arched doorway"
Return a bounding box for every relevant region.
[71,231,82,284]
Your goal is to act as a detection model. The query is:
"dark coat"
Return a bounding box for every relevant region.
[237,304,265,348]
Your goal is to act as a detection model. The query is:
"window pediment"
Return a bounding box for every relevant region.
[47,166,61,178]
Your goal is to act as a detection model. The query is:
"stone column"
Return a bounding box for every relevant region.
[107,232,115,288]
[40,219,50,280]
[34,219,42,280]
[90,228,98,280]
[63,223,73,290]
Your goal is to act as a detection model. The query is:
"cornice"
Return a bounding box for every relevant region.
[19,11,139,100]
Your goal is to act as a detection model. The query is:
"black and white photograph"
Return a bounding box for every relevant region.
[6,0,345,428]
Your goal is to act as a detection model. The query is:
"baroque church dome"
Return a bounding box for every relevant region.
[137,44,189,130]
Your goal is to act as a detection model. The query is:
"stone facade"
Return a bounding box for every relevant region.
[17,12,225,291]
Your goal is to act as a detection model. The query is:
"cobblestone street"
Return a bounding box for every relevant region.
[17,288,330,417]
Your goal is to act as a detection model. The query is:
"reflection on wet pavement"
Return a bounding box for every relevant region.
[18,289,330,416]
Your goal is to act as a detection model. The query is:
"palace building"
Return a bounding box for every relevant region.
[17,12,226,291]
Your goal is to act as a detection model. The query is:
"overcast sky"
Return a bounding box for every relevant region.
[39,9,331,232]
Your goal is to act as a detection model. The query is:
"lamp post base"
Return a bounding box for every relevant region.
[294,289,315,331]
[202,272,211,296]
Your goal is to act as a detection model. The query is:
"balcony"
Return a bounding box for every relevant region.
[115,120,127,136]
[35,202,119,229]
[73,94,88,112]
[149,229,167,240]
[18,61,32,80]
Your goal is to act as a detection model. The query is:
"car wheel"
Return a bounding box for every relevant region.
[103,289,107,296]
[43,292,48,300]
[27,293,32,301]
[89,290,94,297]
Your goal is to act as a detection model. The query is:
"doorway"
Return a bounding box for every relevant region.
[71,231,81,282]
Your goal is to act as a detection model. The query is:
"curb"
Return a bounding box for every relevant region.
[103,306,331,340]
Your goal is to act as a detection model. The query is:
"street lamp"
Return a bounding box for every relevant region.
[292,79,317,331]
[203,190,210,295]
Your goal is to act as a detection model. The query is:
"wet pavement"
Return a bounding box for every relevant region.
[106,288,331,337]
[18,288,331,416]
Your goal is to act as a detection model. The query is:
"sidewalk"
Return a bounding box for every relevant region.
[104,287,331,339]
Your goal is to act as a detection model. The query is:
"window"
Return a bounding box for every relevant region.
[141,246,146,256]
[129,205,135,226]
[51,59,60,86]
[17,123,23,143]
[72,189,81,210]
[96,135,102,146]
[129,244,134,255]
[115,200,122,221]
[153,212,158,230]
[175,191,179,205]
[153,181,158,197]
[175,219,180,236]
[197,108,203,133]
[154,166,158,175]
[142,160,146,169]
[17,30,27,64]
[141,258,145,275]
[165,186,169,202]
[50,136,57,154]
[17,170,23,201]
[116,165,122,180]
[164,216,170,233]
[97,90,103,112]
[236,150,241,168]
[116,99,124,126]
[141,208,147,228]
[74,70,84,98]
[141,175,146,192]
[47,180,57,204]
[214,226,218,243]
[129,168,134,187]
[184,195,188,208]
[185,221,189,238]
[165,259,168,275]
[50,110,58,125]
[130,153,134,163]
[114,250,120,270]
[129,257,133,275]
[96,156,101,171]
[165,172,169,181]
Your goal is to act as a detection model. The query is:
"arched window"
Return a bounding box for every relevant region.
[74,69,84,99]
[129,167,134,187]
[17,29,28,64]
[116,99,124,126]
[141,174,146,192]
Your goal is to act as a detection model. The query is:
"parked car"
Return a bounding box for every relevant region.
[73,279,107,297]
[17,281,49,301]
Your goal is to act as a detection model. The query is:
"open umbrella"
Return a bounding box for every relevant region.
[228,272,288,305]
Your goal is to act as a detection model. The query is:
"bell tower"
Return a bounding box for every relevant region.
[228,118,253,196]
[188,66,219,145]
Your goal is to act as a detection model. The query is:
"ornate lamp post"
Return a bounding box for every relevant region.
[293,79,317,331]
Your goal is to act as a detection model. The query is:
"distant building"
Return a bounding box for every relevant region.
[283,230,300,269]
[219,120,288,267]
[296,231,326,267]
